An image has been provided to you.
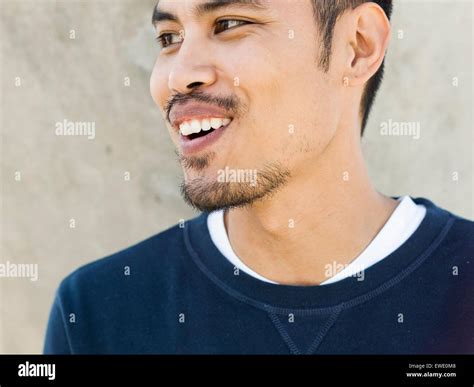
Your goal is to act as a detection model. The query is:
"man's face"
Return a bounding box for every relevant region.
[150,0,343,211]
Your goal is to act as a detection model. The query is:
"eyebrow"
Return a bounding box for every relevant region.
[152,0,267,26]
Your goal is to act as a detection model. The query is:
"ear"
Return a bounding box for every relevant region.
[345,3,391,87]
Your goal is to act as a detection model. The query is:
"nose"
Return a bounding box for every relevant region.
[168,35,217,94]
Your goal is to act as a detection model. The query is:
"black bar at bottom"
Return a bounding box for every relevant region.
[0,355,472,386]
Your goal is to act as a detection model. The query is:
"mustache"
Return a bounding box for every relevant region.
[165,90,243,124]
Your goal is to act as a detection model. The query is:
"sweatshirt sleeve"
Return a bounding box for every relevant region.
[43,292,72,354]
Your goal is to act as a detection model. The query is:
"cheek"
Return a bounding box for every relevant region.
[250,64,335,161]
[225,65,285,156]
[214,29,335,161]
[150,64,180,143]
[210,43,304,163]
[149,61,167,109]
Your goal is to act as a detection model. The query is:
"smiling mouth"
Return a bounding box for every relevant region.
[179,117,233,140]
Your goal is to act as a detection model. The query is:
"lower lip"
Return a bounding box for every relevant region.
[179,121,232,155]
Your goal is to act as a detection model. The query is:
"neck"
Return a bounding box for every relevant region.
[225,125,398,286]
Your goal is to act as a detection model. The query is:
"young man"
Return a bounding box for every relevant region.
[45,0,473,354]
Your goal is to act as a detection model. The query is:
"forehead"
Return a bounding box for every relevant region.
[153,0,299,17]
[155,0,270,12]
[155,0,269,7]
[152,0,311,25]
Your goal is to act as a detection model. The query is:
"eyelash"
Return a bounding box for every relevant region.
[156,19,251,50]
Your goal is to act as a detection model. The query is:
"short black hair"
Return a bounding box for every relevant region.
[312,0,393,135]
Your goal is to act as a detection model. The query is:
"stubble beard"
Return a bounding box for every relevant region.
[178,151,291,213]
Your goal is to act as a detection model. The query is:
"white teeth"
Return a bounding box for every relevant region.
[179,117,231,136]
[179,122,192,136]
[201,119,211,131]
[190,119,201,133]
[210,118,223,130]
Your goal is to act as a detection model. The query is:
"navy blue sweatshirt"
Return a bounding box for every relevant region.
[44,197,473,354]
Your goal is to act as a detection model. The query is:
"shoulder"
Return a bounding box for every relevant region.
[399,197,473,286]
[56,214,204,302]
[428,205,474,286]
[443,210,474,251]
[415,197,473,247]
[448,212,474,236]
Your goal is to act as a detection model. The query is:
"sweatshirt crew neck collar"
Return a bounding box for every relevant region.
[183,197,454,311]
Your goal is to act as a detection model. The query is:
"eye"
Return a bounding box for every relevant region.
[214,19,252,34]
[155,32,183,49]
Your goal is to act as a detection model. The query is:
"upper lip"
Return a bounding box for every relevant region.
[169,102,233,131]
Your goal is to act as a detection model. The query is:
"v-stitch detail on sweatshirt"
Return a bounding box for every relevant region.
[265,305,343,354]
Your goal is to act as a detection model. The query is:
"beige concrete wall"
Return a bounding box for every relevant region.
[0,0,472,353]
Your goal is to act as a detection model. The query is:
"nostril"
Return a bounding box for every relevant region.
[187,81,204,89]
